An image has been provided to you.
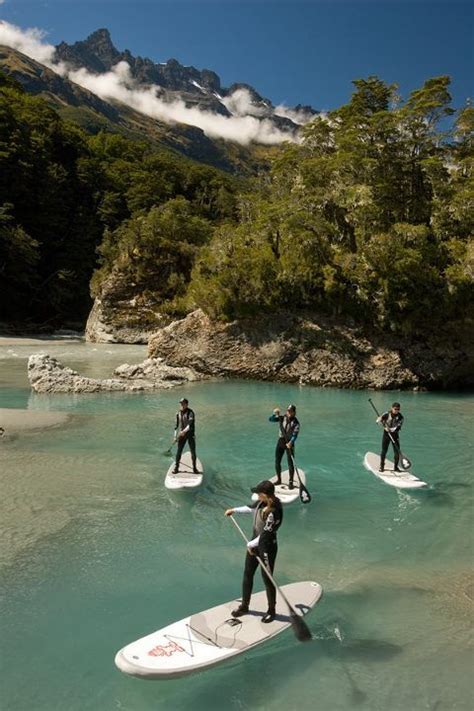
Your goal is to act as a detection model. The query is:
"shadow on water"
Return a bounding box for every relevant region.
[326,583,431,610]
[431,481,472,492]
[313,617,403,706]
[323,634,403,662]
[418,480,472,507]
[423,490,455,506]
[381,476,472,509]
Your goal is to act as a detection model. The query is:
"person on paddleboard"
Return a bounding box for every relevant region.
[173,398,199,473]
[269,404,300,489]
[225,480,283,624]
[377,402,404,472]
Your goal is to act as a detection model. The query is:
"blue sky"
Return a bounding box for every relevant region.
[0,0,472,111]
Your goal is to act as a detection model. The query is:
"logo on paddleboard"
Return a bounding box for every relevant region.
[147,640,185,657]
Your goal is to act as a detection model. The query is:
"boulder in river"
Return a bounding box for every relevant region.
[27,353,202,393]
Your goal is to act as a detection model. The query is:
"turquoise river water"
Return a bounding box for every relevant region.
[0,338,473,711]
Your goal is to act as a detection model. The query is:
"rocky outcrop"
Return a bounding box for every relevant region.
[85,272,170,344]
[27,353,202,393]
[148,310,474,390]
[113,358,201,383]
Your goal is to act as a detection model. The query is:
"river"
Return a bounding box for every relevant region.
[0,338,472,710]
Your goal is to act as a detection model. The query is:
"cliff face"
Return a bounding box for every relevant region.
[85,272,171,344]
[147,310,474,390]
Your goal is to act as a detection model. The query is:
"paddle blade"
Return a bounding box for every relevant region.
[292,462,311,504]
[290,612,312,642]
[400,456,412,470]
[299,485,312,504]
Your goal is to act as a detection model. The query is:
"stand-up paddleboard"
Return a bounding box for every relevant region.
[251,468,307,505]
[364,452,427,489]
[165,451,203,490]
[115,581,322,679]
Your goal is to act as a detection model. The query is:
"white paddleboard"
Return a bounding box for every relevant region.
[115,580,322,679]
[251,468,307,505]
[364,452,427,489]
[165,451,203,490]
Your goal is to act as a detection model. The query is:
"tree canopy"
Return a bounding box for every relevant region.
[189,76,473,334]
[1,71,472,337]
[0,72,237,325]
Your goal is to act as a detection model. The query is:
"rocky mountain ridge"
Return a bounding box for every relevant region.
[55,28,318,131]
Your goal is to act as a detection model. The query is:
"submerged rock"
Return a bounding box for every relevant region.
[27,353,202,393]
[0,407,71,434]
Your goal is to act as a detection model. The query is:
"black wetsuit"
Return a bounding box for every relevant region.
[380,411,404,469]
[174,407,197,470]
[238,498,283,614]
[269,414,300,483]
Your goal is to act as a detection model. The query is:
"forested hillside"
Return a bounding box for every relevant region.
[0,71,239,326]
[0,44,277,174]
[1,71,472,339]
[188,76,473,336]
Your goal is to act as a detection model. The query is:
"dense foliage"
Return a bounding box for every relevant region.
[1,71,472,336]
[0,72,237,325]
[0,73,102,323]
[189,77,473,334]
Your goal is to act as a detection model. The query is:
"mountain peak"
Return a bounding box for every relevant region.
[56,27,120,73]
[82,27,119,63]
[52,27,315,139]
[86,28,111,42]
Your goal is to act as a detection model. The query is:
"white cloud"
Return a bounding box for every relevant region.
[221,87,267,118]
[274,104,315,125]
[0,20,60,68]
[67,61,293,145]
[0,20,300,146]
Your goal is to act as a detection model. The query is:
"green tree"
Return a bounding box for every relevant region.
[94,197,212,312]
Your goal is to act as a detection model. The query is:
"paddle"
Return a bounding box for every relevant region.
[229,515,312,642]
[368,398,412,471]
[288,449,312,504]
[162,439,176,456]
[275,411,311,504]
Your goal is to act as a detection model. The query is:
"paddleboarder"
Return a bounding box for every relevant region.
[225,480,283,623]
[173,398,199,474]
[377,402,404,472]
[269,404,300,489]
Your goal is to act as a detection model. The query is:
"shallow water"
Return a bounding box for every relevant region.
[0,340,473,710]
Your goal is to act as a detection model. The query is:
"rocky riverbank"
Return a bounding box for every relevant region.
[146,310,474,390]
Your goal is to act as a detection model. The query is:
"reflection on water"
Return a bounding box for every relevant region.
[0,341,473,711]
